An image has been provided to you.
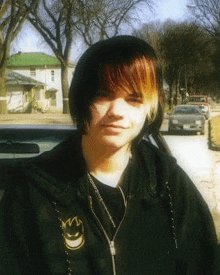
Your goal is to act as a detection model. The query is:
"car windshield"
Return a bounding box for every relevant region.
[0,0,216,128]
[189,97,207,102]
[173,106,201,115]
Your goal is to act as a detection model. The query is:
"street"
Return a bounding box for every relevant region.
[161,105,220,240]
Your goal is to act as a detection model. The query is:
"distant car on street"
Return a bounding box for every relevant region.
[168,105,205,135]
[186,95,210,119]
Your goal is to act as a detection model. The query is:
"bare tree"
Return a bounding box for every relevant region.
[27,0,153,113]
[0,0,39,114]
[187,0,220,41]
[133,20,162,50]
[75,0,153,46]
[160,21,214,105]
[135,20,215,107]
[187,0,220,98]
[28,0,78,113]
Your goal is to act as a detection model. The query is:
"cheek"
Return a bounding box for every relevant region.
[90,103,108,124]
[131,108,148,126]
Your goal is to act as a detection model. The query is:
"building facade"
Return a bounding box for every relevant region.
[6,71,45,113]
[7,52,75,112]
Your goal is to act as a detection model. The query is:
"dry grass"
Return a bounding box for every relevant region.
[209,115,220,148]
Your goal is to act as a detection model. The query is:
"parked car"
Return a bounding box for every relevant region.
[186,95,210,119]
[168,105,205,135]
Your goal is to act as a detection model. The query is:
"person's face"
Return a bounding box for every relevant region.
[85,89,149,150]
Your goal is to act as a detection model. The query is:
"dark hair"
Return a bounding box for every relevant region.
[69,35,163,135]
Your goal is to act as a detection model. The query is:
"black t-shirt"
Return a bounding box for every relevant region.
[89,161,132,239]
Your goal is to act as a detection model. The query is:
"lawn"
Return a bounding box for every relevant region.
[209,115,220,150]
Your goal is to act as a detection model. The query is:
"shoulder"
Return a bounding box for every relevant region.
[136,139,178,177]
[138,139,210,208]
[0,132,85,201]
[17,131,85,180]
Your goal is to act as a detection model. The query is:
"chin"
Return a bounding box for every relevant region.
[98,135,133,150]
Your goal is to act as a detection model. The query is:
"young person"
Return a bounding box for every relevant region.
[0,35,218,275]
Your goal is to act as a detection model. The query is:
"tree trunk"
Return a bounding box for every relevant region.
[61,62,70,114]
[0,67,7,114]
[168,84,173,109]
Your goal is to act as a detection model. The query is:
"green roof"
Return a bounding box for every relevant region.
[7,52,61,67]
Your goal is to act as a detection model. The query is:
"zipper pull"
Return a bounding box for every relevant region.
[110,241,116,256]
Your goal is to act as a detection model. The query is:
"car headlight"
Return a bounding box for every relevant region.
[195,120,202,125]
[172,119,178,124]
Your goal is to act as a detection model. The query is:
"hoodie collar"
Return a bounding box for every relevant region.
[133,140,177,200]
[23,132,177,206]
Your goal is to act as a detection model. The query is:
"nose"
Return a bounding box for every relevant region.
[107,98,127,118]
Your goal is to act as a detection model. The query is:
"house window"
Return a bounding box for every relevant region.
[51,70,55,81]
[30,67,36,77]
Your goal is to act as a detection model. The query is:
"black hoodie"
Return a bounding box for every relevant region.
[0,132,218,275]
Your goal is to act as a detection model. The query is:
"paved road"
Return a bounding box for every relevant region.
[161,108,220,240]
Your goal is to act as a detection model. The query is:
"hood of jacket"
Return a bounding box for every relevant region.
[17,131,177,206]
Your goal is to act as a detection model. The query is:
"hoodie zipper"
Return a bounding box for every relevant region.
[89,186,127,275]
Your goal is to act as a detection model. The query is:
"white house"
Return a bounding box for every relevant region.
[6,70,46,113]
[7,52,75,112]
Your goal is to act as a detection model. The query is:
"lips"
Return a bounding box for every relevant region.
[100,124,128,134]
[101,124,126,129]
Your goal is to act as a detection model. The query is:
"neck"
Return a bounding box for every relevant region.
[82,136,131,187]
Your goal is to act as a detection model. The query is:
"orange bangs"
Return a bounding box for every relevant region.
[101,56,160,122]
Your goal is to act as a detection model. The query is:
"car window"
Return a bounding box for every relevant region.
[173,107,201,115]
[0,1,209,130]
[0,0,214,161]
[189,97,207,103]
[0,126,76,159]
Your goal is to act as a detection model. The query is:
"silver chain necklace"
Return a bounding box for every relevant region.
[87,172,117,228]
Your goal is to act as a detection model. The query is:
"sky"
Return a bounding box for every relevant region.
[153,0,189,22]
[11,0,190,60]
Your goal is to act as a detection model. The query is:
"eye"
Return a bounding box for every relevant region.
[127,95,143,104]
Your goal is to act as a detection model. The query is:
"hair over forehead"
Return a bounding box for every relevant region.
[69,35,163,135]
[100,56,158,98]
